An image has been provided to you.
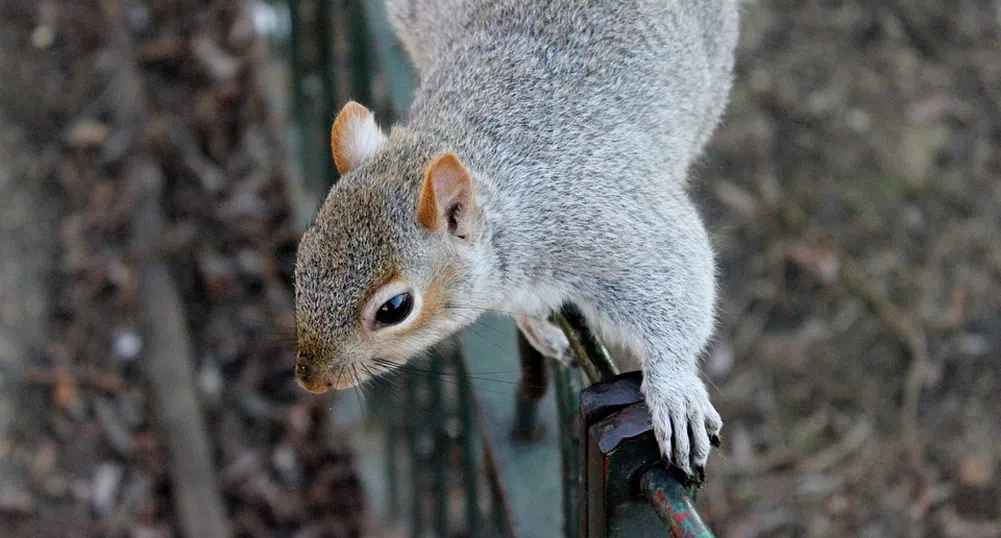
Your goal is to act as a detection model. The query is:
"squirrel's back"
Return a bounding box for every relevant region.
[380,0,741,277]
[387,0,740,179]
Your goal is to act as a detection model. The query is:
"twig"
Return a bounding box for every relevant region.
[936,506,1001,538]
[131,159,233,538]
[101,0,233,531]
[798,419,872,474]
[778,201,935,513]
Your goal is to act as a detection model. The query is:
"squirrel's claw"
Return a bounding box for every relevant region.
[644,375,722,480]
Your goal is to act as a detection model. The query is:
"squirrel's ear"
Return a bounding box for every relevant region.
[330,101,387,175]
[418,153,475,239]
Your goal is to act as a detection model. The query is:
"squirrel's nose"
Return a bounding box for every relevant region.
[294,357,332,394]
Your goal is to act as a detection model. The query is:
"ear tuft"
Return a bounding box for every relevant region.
[417,153,475,238]
[330,101,388,175]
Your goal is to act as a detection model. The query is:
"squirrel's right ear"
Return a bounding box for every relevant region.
[418,153,476,239]
[330,101,387,175]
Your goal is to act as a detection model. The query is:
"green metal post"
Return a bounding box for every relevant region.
[639,466,713,538]
[430,353,449,536]
[453,342,481,537]
[386,423,400,519]
[511,331,548,442]
[345,0,374,106]
[406,371,424,538]
[554,361,581,538]
[314,0,336,188]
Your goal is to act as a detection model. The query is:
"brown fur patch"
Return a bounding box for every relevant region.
[330,101,369,175]
[417,160,442,231]
[294,329,333,393]
[294,354,331,394]
[294,326,325,380]
[407,267,456,334]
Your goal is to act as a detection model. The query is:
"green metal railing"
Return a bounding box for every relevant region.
[262,2,715,536]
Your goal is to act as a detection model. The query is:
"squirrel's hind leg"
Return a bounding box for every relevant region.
[515,314,573,365]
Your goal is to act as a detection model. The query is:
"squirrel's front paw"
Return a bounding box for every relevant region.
[643,374,722,477]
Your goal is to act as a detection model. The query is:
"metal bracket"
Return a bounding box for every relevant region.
[578,371,713,538]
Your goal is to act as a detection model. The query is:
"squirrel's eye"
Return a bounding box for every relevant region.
[375,293,413,326]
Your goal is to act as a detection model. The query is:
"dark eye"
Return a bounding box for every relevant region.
[376,293,413,326]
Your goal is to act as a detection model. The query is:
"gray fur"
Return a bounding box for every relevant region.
[296,0,742,474]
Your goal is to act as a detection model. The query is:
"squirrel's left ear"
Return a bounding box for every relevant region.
[330,101,387,175]
[418,153,477,240]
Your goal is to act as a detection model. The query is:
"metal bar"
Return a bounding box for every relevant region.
[461,314,556,537]
[553,361,581,538]
[314,0,336,188]
[560,305,716,537]
[288,0,304,149]
[357,0,417,121]
[452,340,481,537]
[285,0,316,232]
[639,466,714,538]
[345,0,374,106]
[554,304,618,384]
[484,439,515,537]
[406,370,424,538]
[430,353,449,536]
[385,423,400,519]
[511,331,548,441]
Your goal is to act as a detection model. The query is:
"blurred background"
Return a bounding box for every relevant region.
[1,0,999,537]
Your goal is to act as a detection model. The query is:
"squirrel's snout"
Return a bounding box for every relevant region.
[294,357,332,394]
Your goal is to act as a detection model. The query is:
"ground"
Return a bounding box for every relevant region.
[0,0,998,537]
[1,1,362,537]
[699,2,1001,536]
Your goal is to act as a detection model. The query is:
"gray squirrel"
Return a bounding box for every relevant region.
[293,0,743,476]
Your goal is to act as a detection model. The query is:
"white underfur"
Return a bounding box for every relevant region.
[341,111,388,170]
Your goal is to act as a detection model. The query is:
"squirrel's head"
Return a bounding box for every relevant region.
[293,102,485,394]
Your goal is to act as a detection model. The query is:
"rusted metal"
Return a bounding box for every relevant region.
[639,466,713,538]
[554,361,583,538]
[579,371,644,424]
[578,371,713,538]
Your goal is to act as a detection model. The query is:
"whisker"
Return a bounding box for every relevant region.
[449,312,524,342]
[373,359,514,397]
[372,358,518,386]
[362,363,407,406]
[442,312,517,356]
[335,364,346,390]
[375,356,517,378]
[351,364,369,419]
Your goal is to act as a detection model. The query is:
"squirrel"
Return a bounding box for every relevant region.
[293,0,743,476]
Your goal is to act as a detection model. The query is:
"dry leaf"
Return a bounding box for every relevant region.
[787,242,841,285]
